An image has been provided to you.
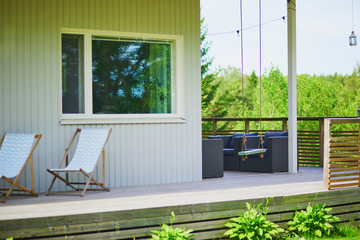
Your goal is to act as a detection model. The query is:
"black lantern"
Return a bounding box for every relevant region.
[349,31,357,46]
[358,106,360,117]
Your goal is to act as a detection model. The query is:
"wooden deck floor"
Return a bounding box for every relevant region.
[0,167,325,221]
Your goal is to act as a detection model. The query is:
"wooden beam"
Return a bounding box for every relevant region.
[287,0,297,173]
[319,118,325,167]
[3,189,360,239]
[323,118,331,190]
[212,119,217,136]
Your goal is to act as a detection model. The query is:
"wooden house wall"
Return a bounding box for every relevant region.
[0,0,202,192]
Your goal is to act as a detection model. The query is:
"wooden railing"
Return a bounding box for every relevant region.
[323,118,360,190]
[202,117,358,167]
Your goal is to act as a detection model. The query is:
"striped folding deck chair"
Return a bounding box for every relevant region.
[47,128,112,196]
[0,133,42,203]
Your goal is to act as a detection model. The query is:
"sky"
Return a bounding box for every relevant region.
[201,0,360,76]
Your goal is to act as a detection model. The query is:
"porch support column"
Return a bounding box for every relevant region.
[287,0,298,173]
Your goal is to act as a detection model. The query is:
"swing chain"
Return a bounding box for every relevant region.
[239,0,265,160]
[241,135,247,161]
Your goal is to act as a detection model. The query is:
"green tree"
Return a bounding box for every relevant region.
[249,66,287,130]
[296,68,360,131]
[201,18,219,119]
[337,65,360,117]
[209,66,253,130]
[297,74,340,117]
[201,50,360,133]
[260,66,288,118]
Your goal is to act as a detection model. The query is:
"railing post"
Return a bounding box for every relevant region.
[282,118,288,131]
[358,122,360,187]
[319,118,325,167]
[288,0,298,173]
[323,118,331,190]
[245,119,250,133]
[212,118,217,136]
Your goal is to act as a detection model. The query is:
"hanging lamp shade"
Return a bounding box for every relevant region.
[349,31,357,46]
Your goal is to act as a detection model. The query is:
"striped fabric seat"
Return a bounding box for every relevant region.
[49,129,110,173]
[47,128,112,196]
[0,134,36,178]
[0,133,42,203]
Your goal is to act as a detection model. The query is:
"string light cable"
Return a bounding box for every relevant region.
[207,15,286,37]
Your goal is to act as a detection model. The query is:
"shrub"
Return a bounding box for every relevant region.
[287,197,340,239]
[224,197,284,239]
[150,211,195,240]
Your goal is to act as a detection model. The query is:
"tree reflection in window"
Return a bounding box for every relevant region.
[62,34,85,114]
[92,38,173,114]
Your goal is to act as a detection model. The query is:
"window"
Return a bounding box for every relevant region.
[92,37,172,114]
[62,34,85,114]
[61,29,184,124]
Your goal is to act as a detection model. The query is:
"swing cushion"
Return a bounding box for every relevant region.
[229,132,258,148]
[223,148,235,156]
[263,131,288,148]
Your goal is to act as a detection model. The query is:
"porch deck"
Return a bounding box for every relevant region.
[1,167,324,221]
[5,167,360,239]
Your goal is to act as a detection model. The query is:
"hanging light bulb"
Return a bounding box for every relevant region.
[349,31,357,46]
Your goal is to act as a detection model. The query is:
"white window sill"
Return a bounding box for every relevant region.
[60,114,187,125]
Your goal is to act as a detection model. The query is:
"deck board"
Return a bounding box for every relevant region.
[0,167,324,221]
[3,167,360,239]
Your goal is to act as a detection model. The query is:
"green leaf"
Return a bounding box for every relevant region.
[247,231,255,238]
[239,233,246,239]
[171,211,176,222]
[223,229,234,236]
[325,222,333,229]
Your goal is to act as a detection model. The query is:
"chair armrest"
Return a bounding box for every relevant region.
[208,135,232,148]
[267,136,288,154]
[202,139,224,178]
[267,136,289,172]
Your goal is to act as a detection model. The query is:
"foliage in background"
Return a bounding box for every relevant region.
[224,197,284,239]
[200,18,360,132]
[201,17,220,130]
[202,65,360,132]
[287,195,340,239]
[151,211,195,240]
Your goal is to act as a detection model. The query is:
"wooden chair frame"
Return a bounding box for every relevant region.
[46,128,112,197]
[0,133,42,203]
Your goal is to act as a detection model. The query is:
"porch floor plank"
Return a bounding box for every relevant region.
[0,167,324,221]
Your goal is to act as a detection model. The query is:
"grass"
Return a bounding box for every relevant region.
[314,237,359,240]
[323,224,360,240]
[279,224,360,240]
[298,224,360,240]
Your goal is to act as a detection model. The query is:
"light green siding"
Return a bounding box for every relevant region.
[0,0,202,192]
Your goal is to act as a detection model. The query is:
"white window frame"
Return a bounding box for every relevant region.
[60,28,185,124]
